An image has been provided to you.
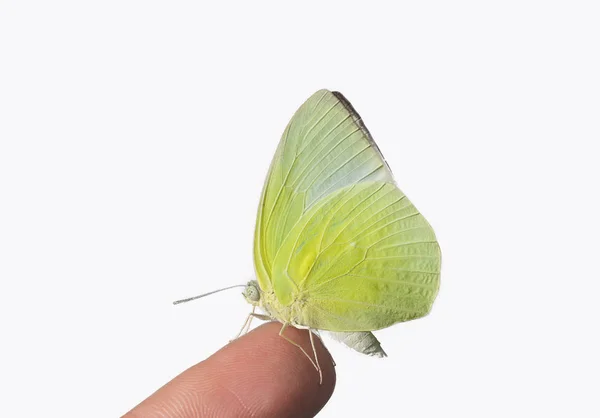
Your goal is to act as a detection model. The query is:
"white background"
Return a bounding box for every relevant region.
[1,1,599,417]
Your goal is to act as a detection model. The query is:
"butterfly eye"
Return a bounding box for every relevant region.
[243,284,260,303]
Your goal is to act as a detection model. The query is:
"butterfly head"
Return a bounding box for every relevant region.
[242,280,261,305]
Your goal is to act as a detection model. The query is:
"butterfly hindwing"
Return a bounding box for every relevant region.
[272,181,440,331]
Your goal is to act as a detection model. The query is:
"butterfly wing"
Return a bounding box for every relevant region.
[271,181,440,331]
[254,90,440,331]
[254,90,394,294]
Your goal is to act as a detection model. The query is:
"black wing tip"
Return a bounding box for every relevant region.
[331,91,373,138]
[330,91,392,175]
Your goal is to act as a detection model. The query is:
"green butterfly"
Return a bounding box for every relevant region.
[176,90,441,383]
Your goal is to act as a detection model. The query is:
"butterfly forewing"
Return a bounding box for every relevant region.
[254,90,393,292]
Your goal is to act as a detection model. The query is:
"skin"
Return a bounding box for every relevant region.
[124,322,336,418]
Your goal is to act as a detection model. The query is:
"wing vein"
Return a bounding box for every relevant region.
[320,185,396,251]
[308,297,424,314]
[366,226,434,251]
[309,272,438,292]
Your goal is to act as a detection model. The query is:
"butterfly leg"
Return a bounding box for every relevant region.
[232,307,254,341]
[308,328,323,384]
[311,330,335,367]
[240,312,272,334]
[241,306,256,336]
[232,308,271,341]
[278,323,322,385]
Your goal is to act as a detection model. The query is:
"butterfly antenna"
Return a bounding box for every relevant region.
[172,284,247,305]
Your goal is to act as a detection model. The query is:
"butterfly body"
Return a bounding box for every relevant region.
[253,285,303,327]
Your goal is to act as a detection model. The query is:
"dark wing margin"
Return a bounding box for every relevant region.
[331,91,393,177]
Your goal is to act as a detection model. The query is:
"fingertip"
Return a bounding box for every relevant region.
[218,322,336,415]
[125,322,336,418]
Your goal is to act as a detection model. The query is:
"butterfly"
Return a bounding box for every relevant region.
[176,90,441,383]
